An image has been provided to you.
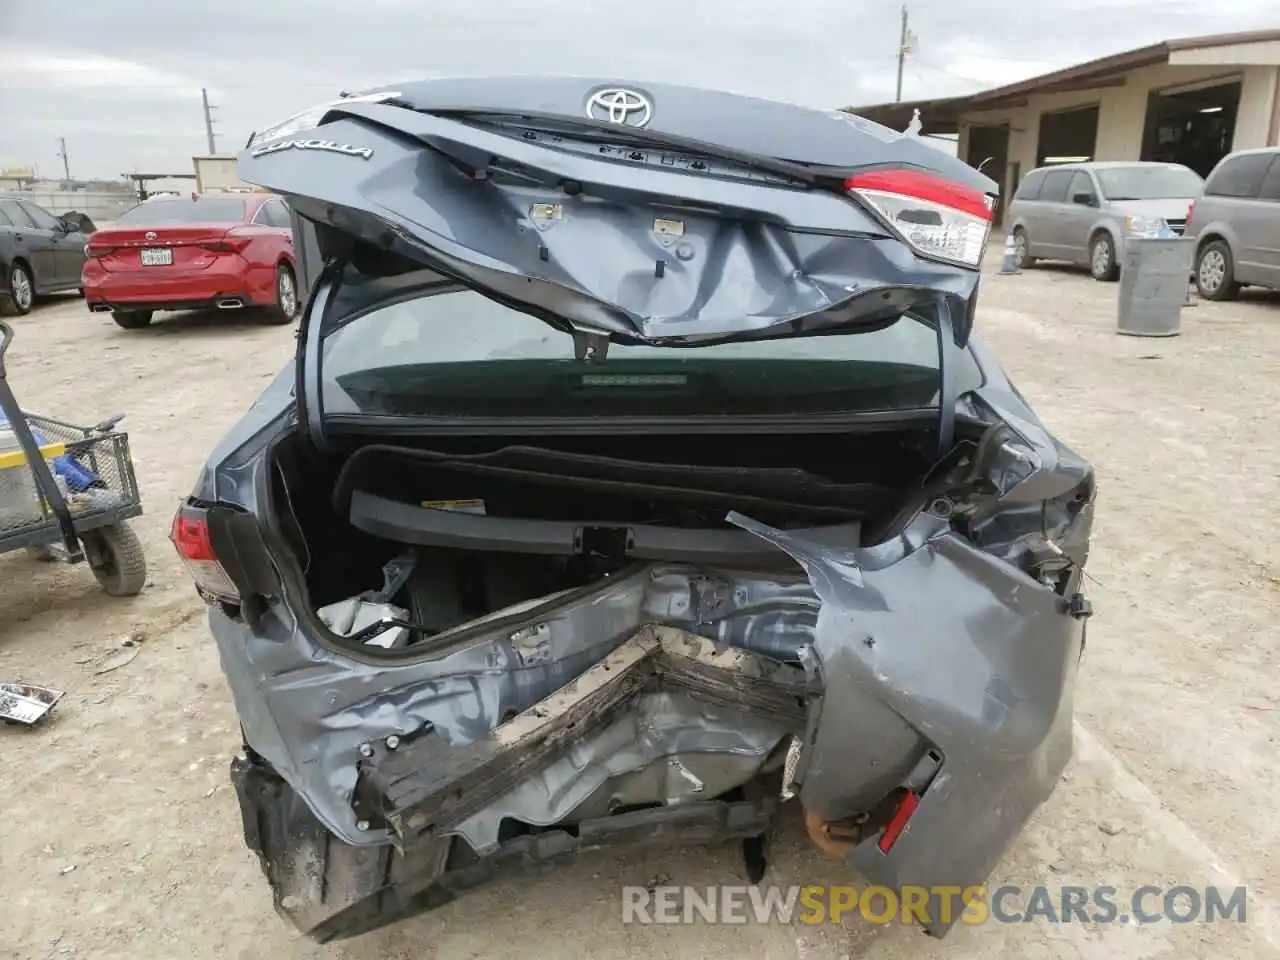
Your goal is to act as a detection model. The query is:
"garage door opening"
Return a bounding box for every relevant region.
[1140,80,1241,178]
[965,125,1010,223]
[1037,105,1100,167]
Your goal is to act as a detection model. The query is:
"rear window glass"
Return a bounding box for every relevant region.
[116,198,247,225]
[0,199,33,227]
[1095,165,1203,200]
[1259,158,1280,202]
[320,287,984,420]
[1205,153,1276,199]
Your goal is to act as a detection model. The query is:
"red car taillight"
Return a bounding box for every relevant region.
[201,233,252,254]
[170,504,239,600]
[844,170,994,269]
[1186,200,1196,225]
[85,243,118,259]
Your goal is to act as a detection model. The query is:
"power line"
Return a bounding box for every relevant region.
[912,59,999,87]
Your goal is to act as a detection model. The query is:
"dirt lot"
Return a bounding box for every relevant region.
[2,262,1279,960]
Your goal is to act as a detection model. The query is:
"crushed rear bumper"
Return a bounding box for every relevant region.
[218,507,1086,941]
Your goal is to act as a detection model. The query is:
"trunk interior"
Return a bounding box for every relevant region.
[268,427,963,651]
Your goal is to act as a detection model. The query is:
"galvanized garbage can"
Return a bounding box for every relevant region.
[1116,237,1196,337]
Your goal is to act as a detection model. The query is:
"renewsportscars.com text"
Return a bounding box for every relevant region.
[621,884,1248,926]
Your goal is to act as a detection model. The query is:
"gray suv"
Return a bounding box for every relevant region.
[1185,147,1280,300]
[1008,161,1203,281]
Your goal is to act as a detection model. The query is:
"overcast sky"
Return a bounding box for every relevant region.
[0,0,1274,180]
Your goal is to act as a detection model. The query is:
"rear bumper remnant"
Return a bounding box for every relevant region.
[354,625,812,844]
[217,510,1085,942]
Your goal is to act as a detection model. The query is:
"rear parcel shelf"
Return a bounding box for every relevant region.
[347,489,862,566]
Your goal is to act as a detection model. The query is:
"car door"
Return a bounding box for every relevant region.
[241,198,292,300]
[1030,170,1074,259]
[1060,171,1100,264]
[1242,155,1280,288]
[0,199,57,291]
[1202,152,1274,285]
[19,201,84,289]
[1009,169,1046,255]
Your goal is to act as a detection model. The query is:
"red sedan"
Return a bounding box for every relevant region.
[82,193,298,330]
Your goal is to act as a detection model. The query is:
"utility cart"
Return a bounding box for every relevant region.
[0,320,146,596]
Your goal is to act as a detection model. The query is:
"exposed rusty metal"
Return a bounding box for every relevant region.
[804,807,867,858]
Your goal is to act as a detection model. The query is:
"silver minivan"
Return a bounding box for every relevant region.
[1184,147,1280,300]
[1007,161,1204,281]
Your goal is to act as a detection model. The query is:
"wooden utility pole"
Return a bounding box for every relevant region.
[895,7,910,103]
[201,88,218,154]
[56,137,70,181]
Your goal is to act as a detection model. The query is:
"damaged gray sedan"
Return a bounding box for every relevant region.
[171,77,1095,941]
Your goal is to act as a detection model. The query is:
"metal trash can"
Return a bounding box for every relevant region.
[1116,237,1196,337]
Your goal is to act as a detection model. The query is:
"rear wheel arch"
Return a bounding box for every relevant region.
[266,261,299,324]
[1194,236,1240,301]
[1087,226,1117,251]
[1196,230,1229,257]
[7,257,35,313]
[11,255,34,285]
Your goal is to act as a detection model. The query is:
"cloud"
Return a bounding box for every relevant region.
[0,45,201,97]
[1,0,1277,178]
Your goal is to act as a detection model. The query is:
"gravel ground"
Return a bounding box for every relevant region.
[1,260,1278,960]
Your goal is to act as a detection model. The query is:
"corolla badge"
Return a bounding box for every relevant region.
[250,138,374,160]
[585,87,652,127]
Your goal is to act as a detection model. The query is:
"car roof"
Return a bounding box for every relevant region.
[1030,161,1191,175]
[1215,146,1280,158]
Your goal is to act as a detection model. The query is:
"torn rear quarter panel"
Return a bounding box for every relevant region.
[727,511,1081,936]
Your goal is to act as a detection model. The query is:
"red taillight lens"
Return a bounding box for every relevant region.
[201,233,252,254]
[85,244,118,259]
[845,170,994,269]
[1186,200,1196,224]
[170,505,239,600]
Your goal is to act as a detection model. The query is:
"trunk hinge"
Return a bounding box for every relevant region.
[933,298,958,459]
[295,258,345,454]
[572,328,610,363]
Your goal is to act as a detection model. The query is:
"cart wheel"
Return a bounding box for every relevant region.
[82,523,147,597]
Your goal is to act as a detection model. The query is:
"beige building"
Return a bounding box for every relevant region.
[192,155,255,193]
[850,29,1280,223]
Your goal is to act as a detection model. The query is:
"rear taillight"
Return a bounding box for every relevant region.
[844,170,994,268]
[1186,200,1196,225]
[202,233,252,254]
[85,244,117,258]
[170,504,239,600]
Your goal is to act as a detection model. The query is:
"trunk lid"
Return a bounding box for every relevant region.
[87,224,240,273]
[234,78,997,448]
[89,195,252,273]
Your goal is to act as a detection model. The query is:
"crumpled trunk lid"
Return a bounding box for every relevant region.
[236,85,993,348]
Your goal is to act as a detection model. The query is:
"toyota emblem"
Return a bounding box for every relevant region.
[585,87,653,128]
[144,231,157,240]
